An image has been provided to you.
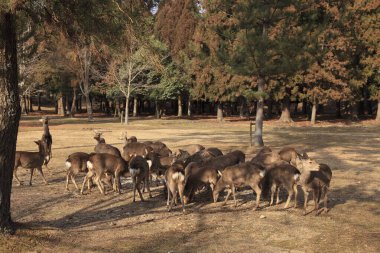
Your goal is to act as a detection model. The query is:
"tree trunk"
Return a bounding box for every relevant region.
[114,99,120,117]
[105,97,110,115]
[217,102,223,122]
[84,92,92,120]
[178,95,183,117]
[293,99,299,114]
[336,100,342,118]
[22,95,28,114]
[279,97,293,123]
[132,97,137,117]
[266,99,273,119]
[28,95,33,112]
[155,100,161,119]
[239,99,245,118]
[302,101,307,115]
[311,97,317,125]
[187,96,192,117]
[0,10,21,234]
[54,100,58,114]
[57,96,65,116]
[80,44,93,120]
[124,95,130,124]
[70,88,77,117]
[254,77,265,147]
[376,100,380,122]
[37,93,41,111]
[65,95,69,114]
[351,101,359,120]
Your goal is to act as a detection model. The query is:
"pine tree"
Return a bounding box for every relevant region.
[199,0,316,145]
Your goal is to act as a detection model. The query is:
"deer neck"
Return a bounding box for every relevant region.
[43,124,50,134]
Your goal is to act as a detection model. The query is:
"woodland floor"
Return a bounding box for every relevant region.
[0,114,379,253]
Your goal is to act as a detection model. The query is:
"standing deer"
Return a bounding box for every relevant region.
[94,131,106,144]
[14,140,49,186]
[40,116,52,169]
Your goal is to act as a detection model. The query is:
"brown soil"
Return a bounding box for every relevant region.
[1,116,379,253]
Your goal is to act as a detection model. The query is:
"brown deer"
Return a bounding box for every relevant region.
[213,162,266,210]
[262,163,301,209]
[94,131,106,144]
[14,140,49,186]
[165,163,186,213]
[40,116,52,169]
[294,153,332,215]
[129,154,152,202]
[81,153,128,195]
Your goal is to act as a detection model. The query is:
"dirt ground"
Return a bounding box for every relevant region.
[1,116,379,253]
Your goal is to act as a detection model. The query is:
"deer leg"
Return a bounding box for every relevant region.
[322,189,329,213]
[96,176,105,195]
[29,168,34,186]
[232,185,237,208]
[13,167,22,185]
[88,178,92,192]
[276,186,281,205]
[132,179,137,202]
[145,175,152,198]
[223,189,232,206]
[166,184,171,206]
[115,175,121,194]
[71,174,79,190]
[169,188,178,212]
[178,184,186,214]
[65,171,71,191]
[313,189,320,216]
[293,184,298,208]
[252,184,261,210]
[270,184,276,206]
[136,179,145,202]
[303,187,309,215]
[81,171,93,194]
[284,188,294,209]
[81,176,88,194]
[36,167,48,184]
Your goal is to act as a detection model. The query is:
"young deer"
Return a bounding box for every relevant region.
[262,164,301,209]
[213,162,266,210]
[81,153,128,195]
[65,152,90,191]
[295,154,332,215]
[40,116,52,169]
[94,131,106,144]
[129,154,152,202]
[121,131,137,144]
[278,147,300,166]
[14,140,49,186]
[165,163,186,213]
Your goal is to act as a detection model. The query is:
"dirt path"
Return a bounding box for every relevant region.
[1,117,379,252]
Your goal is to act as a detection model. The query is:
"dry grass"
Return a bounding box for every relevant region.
[1,116,379,253]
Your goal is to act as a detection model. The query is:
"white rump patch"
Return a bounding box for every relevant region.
[172,172,185,182]
[129,168,140,177]
[294,174,300,181]
[65,161,71,168]
[259,170,265,178]
[87,161,94,170]
[147,160,153,169]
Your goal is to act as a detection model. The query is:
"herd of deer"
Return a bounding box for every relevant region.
[13,117,332,216]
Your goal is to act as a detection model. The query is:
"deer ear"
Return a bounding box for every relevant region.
[34,141,40,145]
[302,152,309,159]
